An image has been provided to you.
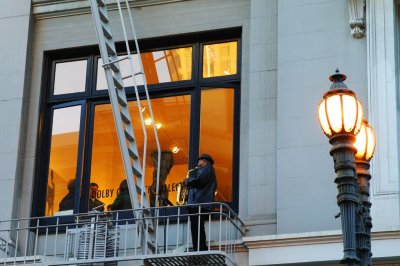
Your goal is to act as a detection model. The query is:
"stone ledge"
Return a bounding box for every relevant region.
[32,0,190,20]
[243,228,400,249]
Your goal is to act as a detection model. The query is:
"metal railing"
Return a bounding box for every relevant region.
[0,236,14,258]
[0,203,245,266]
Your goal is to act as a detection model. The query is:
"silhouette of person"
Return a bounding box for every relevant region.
[108,180,132,211]
[59,179,75,211]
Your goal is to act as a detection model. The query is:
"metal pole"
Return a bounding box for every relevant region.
[329,134,360,266]
[355,160,372,265]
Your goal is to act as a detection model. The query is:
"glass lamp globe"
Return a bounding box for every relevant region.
[354,119,376,161]
[318,71,363,138]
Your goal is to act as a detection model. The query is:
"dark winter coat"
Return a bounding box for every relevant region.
[59,192,74,211]
[186,163,217,209]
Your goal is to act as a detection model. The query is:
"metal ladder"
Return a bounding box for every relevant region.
[89,0,161,255]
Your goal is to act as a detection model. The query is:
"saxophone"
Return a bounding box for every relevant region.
[176,167,198,205]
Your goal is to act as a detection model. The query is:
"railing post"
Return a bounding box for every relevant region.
[176,207,180,251]
[219,204,222,251]
[14,220,20,264]
[186,214,190,253]
[197,205,201,252]
[208,210,211,251]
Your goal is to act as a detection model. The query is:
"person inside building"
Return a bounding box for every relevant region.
[59,179,75,211]
[89,182,105,211]
[185,154,217,251]
[108,180,132,211]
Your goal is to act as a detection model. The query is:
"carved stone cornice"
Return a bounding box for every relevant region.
[32,0,189,20]
[347,0,366,38]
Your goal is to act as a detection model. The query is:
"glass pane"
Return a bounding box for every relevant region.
[96,47,192,90]
[53,60,87,95]
[203,42,237,78]
[46,105,81,216]
[90,95,191,209]
[199,88,234,202]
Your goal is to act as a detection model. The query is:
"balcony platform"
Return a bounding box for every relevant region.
[144,251,230,266]
[0,203,244,266]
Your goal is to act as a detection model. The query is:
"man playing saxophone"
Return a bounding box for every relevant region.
[185,154,217,251]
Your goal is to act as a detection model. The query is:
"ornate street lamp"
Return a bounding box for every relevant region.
[354,119,376,266]
[318,70,363,265]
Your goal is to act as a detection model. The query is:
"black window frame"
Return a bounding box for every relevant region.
[32,28,242,219]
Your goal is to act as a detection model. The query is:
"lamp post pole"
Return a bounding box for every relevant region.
[354,120,376,266]
[355,159,372,265]
[318,70,364,265]
[330,134,360,265]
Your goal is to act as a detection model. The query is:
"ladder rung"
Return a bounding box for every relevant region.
[132,166,142,178]
[117,92,127,107]
[122,75,132,80]
[96,0,105,7]
[148,225,155,233]
[113,76,123,89]
[128,147,138,160]
[143,208,151,216]
[136,185,142,195]
[108,63,120,73]
[144,221,155,233]
[106,42,116,56]
[147,241,156,253]
[124,129,134,141]
[120,109,131,124]
[98,9,109,24]
[102,26,112,40]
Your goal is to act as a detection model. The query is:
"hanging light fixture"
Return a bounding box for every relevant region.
[172,146,180,154]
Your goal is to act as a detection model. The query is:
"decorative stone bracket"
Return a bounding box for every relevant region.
[347,0,366,38]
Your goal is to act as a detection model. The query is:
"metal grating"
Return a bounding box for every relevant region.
[145,253,228,266]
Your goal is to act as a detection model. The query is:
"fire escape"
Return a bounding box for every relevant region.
[0,203,244,265]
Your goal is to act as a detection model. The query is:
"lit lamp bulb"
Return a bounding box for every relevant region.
[318,70,363,138]
[172,146,180,153]
[144,118,152,126]
[354,119,376,162]
[156,123,162,129]
[318,90,363,138]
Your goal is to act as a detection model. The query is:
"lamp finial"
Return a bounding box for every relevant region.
[329,69,348,90]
